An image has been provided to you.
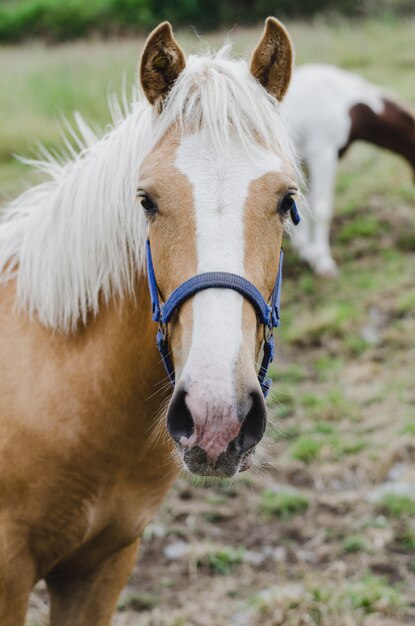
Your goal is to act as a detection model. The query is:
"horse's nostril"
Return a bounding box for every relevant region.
[236,389,267,452]
[167,387,194,443]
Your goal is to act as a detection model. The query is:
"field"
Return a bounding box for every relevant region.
[1,16,414,626]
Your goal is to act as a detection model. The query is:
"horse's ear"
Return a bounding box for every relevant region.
[250,17,293,102]
[140,21,186,111]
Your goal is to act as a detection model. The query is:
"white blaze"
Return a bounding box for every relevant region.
[176,132,282,404]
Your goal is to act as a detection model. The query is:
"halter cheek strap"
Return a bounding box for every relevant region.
[145,239,284,398]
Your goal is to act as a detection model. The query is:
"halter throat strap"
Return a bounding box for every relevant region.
[145,238,283,397]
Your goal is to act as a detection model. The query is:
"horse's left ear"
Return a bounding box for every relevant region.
[250,17,293,102]
[140,21,186,110]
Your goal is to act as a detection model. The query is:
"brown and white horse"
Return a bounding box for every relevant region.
[0,18,300,626]
[283,64,415,275]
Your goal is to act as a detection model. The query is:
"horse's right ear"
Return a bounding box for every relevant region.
[250,17,293,102]
[140,22,186,111]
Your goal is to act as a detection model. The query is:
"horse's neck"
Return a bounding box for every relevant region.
[0,275,179,564]
[1,275,174,463]
[347,98,415,169]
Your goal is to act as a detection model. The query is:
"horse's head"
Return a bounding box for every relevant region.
[138,19,299,477]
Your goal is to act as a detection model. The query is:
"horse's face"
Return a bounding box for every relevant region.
[139,19,296,477]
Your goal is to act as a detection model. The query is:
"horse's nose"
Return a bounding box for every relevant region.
[167,383,267,463]
[166,387,195,444]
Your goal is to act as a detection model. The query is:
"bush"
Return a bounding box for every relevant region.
[1,0,414,44]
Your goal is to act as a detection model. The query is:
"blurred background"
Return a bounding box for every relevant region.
[1,1,414,625]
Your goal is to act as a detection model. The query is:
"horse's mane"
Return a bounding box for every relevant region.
[0,47,300,333]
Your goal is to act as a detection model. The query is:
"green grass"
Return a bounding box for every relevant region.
[251,575,406,624]
[258,489,309,519]
[301,389,357,422]
[395,525,415,551]
[1,16,415,197]
[342,535,368,554]
[379,494,415,517]
[291,436,323,463]
[346,575,405,613]
[401,422,415,435]
[203,546,245,575]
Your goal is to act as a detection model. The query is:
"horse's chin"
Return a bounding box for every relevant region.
[177,445,255,478]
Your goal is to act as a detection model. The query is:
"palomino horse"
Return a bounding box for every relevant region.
[0,18,300,626]
[283,64,415,275]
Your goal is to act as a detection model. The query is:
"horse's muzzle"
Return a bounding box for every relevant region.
[166,384,267,477]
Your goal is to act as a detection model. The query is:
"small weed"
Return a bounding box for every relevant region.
[187,543,245,575]
[401,422,415,435]
[301,392,325,411]
[344,333,371,356]
[345,575,405,613]
[291,436,323,463]
[314,421,336,434]
[328,436,366,458]
[301,388,355,421]
[205,546,245,575]
[395,524,415,551]
[379,494,415,517]
[395,291,415,317]
[258,489,309,519]
[338,215,383,242]
[342,535,367,553]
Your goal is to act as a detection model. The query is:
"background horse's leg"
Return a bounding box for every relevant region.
[0,534,36,626]
[46,539,140,626]
[303,145,339,276]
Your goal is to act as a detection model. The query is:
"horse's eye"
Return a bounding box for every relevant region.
[137,190,157,217]
[278,191,300,225]
[278,192,295,216]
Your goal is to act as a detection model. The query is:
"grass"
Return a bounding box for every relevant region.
[379,494,415,517]
[258,489,309,519]
[1,16,415,192]
[342,535,368,553]
[345,575,405,613]
[401,422,415,435]
[251,575,406,625]
[189,544,245,575]
[395,525,415,551]
[291,436,323,463]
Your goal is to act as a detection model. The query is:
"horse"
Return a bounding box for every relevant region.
[0,17,301,626]
[282,63,415,276]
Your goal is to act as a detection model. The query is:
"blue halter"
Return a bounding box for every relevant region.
[145,203,300,398]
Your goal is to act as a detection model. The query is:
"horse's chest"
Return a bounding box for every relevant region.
[33,457,176,575]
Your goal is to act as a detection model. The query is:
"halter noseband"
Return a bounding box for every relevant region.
[145,203,300,398]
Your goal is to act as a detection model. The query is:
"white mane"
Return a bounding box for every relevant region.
[0,48,299,333]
